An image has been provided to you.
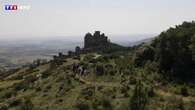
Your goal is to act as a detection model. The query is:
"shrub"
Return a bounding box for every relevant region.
[7,98,22,107]
[129,81,148,110]
[14,81,29,91]
[92,96,113,110]
[96,65,105,76]
[0,89,16,99]
[101,98,113,110]
[180,86,189,97]
[20,98,34,110]
[121,85,130,97]
[133,46,155,67]
[128,76,137,85]
[83,54,95,62]
[148,87,155,97]
[81,87,94,99]
[75,102,90,110]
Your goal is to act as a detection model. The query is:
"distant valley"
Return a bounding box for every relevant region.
[0,35,154,69]
[0,39,83,69]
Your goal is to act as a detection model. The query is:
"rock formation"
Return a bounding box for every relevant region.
[84,31,109,49]
[53,31,124,61]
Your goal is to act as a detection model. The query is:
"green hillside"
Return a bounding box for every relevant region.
[134,21,195,81]
[0,22,195,110]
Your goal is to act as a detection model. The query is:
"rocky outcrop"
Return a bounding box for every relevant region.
[84,31,109,49]
[53,31,125,61]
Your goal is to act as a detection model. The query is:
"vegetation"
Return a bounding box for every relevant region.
[136,21,195,81]
[129,81,148,110]
[0,21,195,110]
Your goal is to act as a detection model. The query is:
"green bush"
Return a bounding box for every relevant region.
[7,98,22,107]
[0,88,16,99]
[133,46,155,67]
[83,54,95,62]
[75,102,90,110]
[148,87,155,97]
[180,86,189,97]
[81,86,94,100]
[96,64,105,76]
[20,98,34,110]
[92,96,113,110]
[14,81,30,91]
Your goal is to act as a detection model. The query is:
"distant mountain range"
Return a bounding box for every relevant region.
[111,34,156,46]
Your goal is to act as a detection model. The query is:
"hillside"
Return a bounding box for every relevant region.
[0,23,195,110]
[134,21,195,81]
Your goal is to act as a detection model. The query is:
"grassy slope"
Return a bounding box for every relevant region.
[0,53,195,110]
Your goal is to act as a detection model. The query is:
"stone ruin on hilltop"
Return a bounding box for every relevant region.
[84,31,109,49]
[52,31,123,65]
[73,31,111,53]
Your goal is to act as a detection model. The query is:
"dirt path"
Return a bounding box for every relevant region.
[74,75,120,87]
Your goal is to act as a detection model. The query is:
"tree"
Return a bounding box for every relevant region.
[192,34,195,61]
[129,80,148,110]
[134,46,155,67]
[151,21,195,81]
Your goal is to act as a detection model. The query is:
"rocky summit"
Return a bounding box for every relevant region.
[84,31,109,49]
[70,31,126,55]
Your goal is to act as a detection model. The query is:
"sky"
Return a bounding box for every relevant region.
[1,0,195,41]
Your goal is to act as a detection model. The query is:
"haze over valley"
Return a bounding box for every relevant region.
[0,34,154,69]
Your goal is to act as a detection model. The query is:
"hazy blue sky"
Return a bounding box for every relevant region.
[1,0,195,40]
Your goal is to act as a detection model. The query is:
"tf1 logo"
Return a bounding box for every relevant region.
[5,5,18,10]
[4,4,31,11]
